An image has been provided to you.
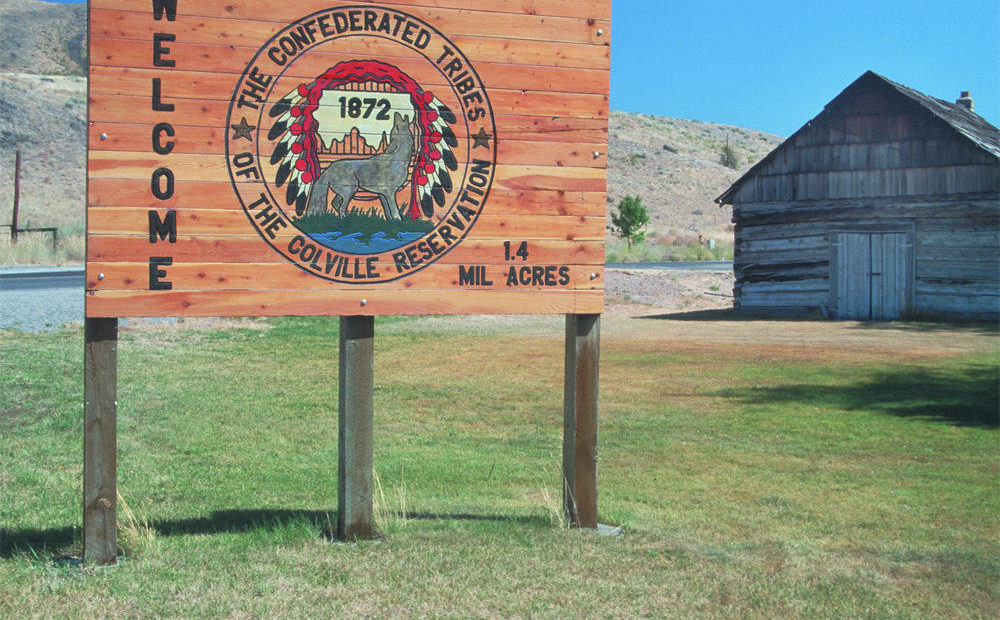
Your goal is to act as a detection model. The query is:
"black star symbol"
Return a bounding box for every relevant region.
[472,127,492,149]
[230,117,256,141]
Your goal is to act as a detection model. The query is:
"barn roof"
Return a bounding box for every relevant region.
[717,70,1000,205]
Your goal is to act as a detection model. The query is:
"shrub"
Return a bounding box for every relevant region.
[719,143,739,169]
[609,195,649,249]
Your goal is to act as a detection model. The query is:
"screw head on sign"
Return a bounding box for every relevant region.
[590,273,598,280]
[98,273,105,280]
[100,133,107,140]
[597,29,604,35]
[361,299,367,307]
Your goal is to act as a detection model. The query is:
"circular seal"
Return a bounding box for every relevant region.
[226,6,497,283]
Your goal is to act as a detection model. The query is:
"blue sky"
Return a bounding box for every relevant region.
[611,0,1000,136]
[44,0,1000,136]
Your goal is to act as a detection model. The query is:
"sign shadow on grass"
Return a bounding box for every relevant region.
[638,309,999,332]
[1,509,549,558]
[713,363,999,428]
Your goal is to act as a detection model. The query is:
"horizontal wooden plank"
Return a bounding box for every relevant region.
[493,168,605,193]
[762,140,996,176]
[914,294,999,318]
[739,220,918,242]
[738,261,828,281]
[91,8,609,71]
[916,247,1000,262]
[87,178,605,216]
[86,118,608,168]
[737,291,829,307]
[87,207,605,239]
[87,235,605,264]
[913,213,1000,232]
[85,288,605,317]
[88,67,609,120]
[737,234,828,252]
[735,251,830,272]
[89,1,611,42]
[738,278,829,294]
[739,166,999,203]
[737,202,998,228]
[88,179,605,217]
[734,197,998,215]
[917,260,999,282]
[89,104,608,145]
[915,284,1000,297]
[89,38,609,96]
[92,0,611,23]
[919,230,1000,247]
[86,261,604,292]
[87,152,607,192]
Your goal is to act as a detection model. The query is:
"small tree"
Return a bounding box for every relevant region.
[719,136,739,169]
[610,195,649,249]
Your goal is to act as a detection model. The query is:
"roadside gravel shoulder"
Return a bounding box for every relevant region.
[605,266,734,313]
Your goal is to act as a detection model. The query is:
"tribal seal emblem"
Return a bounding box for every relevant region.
[226,6,497,283]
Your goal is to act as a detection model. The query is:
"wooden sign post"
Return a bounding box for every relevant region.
[86,0,609,562]
[83,318,118,564]
[338,316,375,540]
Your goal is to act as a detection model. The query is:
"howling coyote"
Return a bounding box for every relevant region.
[305,112,413,220]
[269,62,461,220]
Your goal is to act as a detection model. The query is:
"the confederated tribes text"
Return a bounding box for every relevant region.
[235,6,488,123]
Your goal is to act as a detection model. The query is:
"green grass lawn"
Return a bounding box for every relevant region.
[1,316,997,618]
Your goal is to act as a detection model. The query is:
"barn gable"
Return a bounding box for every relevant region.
[718,71,1000,206]
[717,71,1000,320]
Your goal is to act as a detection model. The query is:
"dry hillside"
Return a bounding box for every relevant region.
[0,0,86,76]
[0,0,783,250]
[608,111,782,242]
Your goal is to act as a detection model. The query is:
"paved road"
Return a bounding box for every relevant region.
[0,267,85,332]
[0,261,734,331]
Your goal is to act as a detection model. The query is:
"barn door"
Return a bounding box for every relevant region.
[834,232,910,320]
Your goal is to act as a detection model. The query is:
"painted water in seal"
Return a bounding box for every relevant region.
[306,230,425,254]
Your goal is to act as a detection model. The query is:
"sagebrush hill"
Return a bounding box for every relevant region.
[0,0,782,251]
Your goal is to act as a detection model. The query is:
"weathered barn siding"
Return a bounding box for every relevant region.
[720,71,1000,320]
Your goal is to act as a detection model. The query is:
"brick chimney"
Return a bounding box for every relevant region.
[956,91,975,112]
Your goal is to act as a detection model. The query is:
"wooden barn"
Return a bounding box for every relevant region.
[717,71,1000,320]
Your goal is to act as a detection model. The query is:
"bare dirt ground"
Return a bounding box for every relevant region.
[376,268,998,362]
[601,268,997,360]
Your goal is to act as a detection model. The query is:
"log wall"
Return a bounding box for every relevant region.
[734,198,999,318]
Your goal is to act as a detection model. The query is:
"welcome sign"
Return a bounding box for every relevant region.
[86,0,610,316]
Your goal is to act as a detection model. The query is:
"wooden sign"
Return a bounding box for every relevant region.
[86,0,610,316]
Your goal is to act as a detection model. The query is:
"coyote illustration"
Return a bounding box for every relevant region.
[305,112,413,220]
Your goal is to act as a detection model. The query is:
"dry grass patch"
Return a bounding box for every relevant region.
[0,232,84,265]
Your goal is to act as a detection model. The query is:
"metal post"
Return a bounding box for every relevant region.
[338,315,375,540]
[563,313,600,528]
[83,317,118,564]
[11,149,20,243]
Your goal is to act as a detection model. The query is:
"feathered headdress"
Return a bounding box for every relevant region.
[267,60,459,219]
